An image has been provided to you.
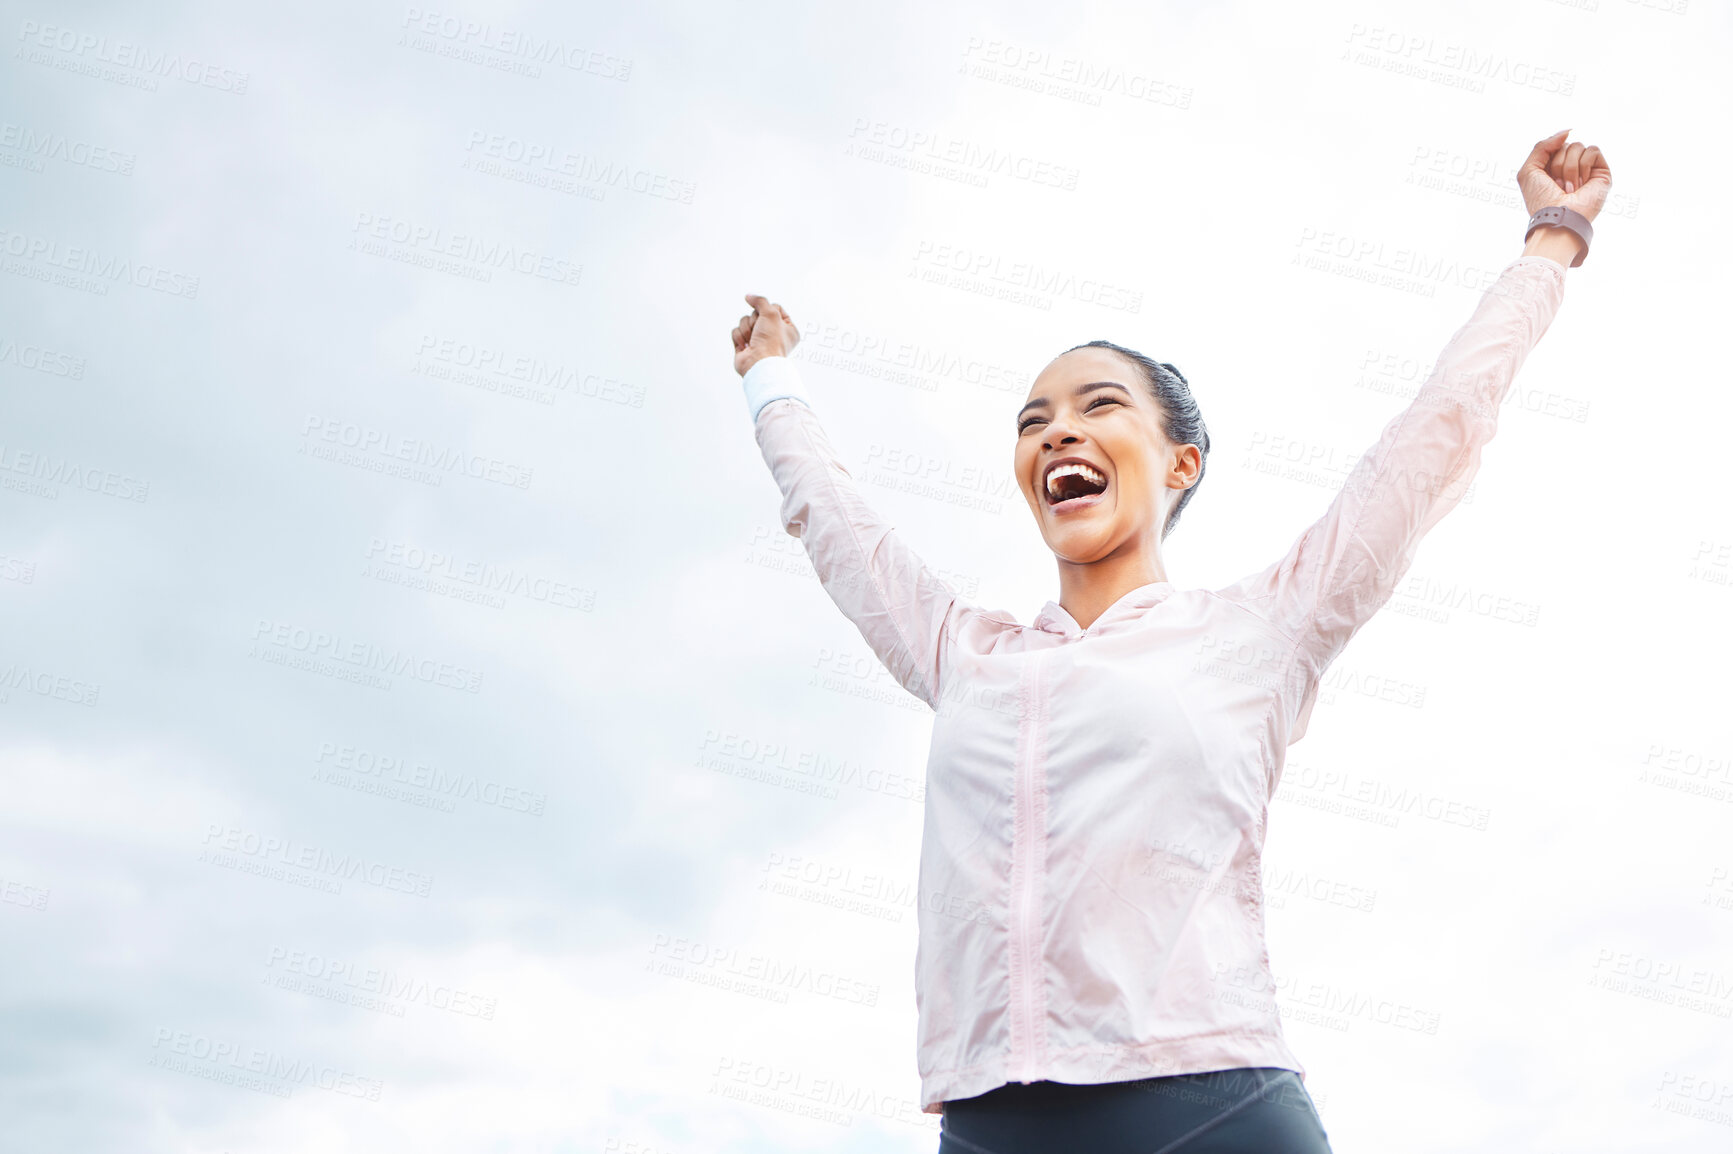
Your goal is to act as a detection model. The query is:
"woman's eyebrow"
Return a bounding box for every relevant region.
[1017,380,1134,421]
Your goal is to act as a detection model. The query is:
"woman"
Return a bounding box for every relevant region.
[726,129,1610,1153]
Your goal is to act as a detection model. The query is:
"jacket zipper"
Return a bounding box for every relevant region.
[1009,651,1048,1082]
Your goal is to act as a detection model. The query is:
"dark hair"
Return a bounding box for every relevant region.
[1063,340,1210,540]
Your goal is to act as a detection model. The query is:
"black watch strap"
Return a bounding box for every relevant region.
[1525,205,1593,267]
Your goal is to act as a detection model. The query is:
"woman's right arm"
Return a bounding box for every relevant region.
[732,297,979,711]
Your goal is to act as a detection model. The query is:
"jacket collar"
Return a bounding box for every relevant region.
[1033,581,1174,638]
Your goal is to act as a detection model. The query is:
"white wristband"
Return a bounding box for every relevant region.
[741,356,811,420]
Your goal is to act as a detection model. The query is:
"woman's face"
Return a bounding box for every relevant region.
[1013,347,1201,563]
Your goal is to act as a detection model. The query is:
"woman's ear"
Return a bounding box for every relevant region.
[1170,444,1202,489]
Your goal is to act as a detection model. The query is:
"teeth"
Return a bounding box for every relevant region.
[1045,462,1106,499]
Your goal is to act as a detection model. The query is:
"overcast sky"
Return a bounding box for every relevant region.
[2,0,1730,1151]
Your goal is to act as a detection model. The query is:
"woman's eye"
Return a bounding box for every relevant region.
[1020,399,1118,432]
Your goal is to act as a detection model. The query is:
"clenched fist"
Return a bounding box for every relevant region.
[1518,129,1613,222]
[731,294,801,377]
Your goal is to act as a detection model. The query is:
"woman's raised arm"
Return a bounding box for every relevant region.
[1215,131,1611,738]
[731,296,983,711]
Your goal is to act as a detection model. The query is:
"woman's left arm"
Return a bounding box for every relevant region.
[1218,131,1611,731]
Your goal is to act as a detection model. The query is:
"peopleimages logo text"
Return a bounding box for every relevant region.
[251,618,484,693]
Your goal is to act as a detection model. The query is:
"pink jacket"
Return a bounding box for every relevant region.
[744,255,1567,1113]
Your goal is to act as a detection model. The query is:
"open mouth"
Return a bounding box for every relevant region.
[1044,461,1109,509]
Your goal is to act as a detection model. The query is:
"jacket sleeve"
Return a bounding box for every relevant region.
[1216,255,1568,740]
[747,361,979,710]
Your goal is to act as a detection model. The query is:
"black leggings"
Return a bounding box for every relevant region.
[936,1067,1333,1154]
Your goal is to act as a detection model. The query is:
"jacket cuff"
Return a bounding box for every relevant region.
[1511,253,1569,278]
[742,356,812,420]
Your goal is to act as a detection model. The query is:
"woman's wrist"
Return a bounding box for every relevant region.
[1521,225,1584,268]
[738,347,790,377]
[741,354,811,419]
